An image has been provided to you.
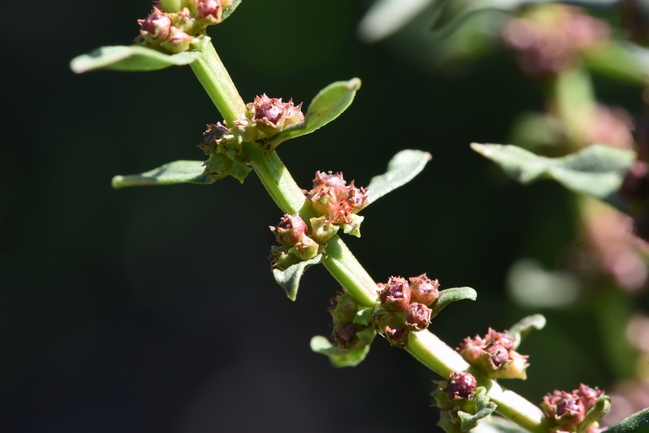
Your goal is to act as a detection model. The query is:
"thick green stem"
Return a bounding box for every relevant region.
[198,39,546,433]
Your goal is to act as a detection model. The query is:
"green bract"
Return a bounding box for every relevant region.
[70,46,202,73]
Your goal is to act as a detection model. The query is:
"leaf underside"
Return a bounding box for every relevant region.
[112,160,213,189]
[310,335,371,367]
[471,143,636,212]
[70,45,202,73]
[272,254,323,301]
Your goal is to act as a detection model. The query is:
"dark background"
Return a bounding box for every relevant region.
[3,0,647,432]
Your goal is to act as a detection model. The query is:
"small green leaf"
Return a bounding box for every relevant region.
[431,287,477,318]
[112,160,214,189]
[366,150,432,204]
[471,143,636,212]
[458,387,498,432]
[272,254,323,301]
[70,45,202,73]
[507,314,546,350]
[353,306,375,326]
[578,396,611,433]
[606,408,649,433]
[221,0,242,22]
[585,42,649,86]
[310,335,372,367]
[265,79,362,149]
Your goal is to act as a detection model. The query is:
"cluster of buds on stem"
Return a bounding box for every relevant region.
[502,4,609,76]
[136,0,233,54]
[199,122,252,182]
[246,95,304,140]
[269,214,321,270]
[306,172,369,239]
[432,372,497,433]
[373,274,440,347]
[457,328,529,379]
[328,291,376,351]
[541,384,609,432]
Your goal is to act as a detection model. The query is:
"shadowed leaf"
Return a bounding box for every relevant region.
[310,335,373,367]
[471,143,636,213]
[71,46,202,73]
[272,254,323,301]
[112,160,213,189]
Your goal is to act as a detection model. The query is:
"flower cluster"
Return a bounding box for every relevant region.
[373,274,440,347]
[246,94,304,137]
[502,5,609,76]
[199,122,252,182]
[457,328,528,379]
[306,172,368,239]
[136,0,233,54]
[328,291,375,351]
[541,384,606,431]
[269,214,320,270]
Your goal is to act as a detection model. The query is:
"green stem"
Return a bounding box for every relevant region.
[199,39,546,433]
[191,43,248,125]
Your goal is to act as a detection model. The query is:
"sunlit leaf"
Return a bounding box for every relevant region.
[266,79,361,149]
[112,160,214,189]
[366,150,432,204]
[221,0,242,22]
[70,45,202,73]
[272,254,323,301]
[586,42,649,86]
[471,143,636,212]
[507,314,546,350]
[431,287,477,318]
[358,0,436,42]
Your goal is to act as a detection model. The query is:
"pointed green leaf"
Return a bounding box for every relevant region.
[606,408,649,433]
[586,42,649,86]
[366,149,432,204]
[431,287,477,318]
[471,143,636,212]
[310,335,373,367]
[70,46,202,73]
[507,314,546,350]
[112,160,214,189]
[272,254,323,301]
[266,79,362,149]
[221,0,242,22]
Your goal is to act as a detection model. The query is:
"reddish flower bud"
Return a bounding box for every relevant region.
[307,172,368,229]
[247,95,304,136]
[404,302,432,331]
[138,9,172,41]
[288,235,319,260]
[328,291,357,325]
[333,323,357,349]
[445,372,477,400]
[160,27,194,53]
[542,390,586,428]
[378,276,411,311]
[409,274,440,306]
[457,328,528,379]
[270,214,308,247]
[575,384,604,413]
[385,325,410,348]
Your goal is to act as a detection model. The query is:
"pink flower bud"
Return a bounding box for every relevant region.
[160,27,194,53]
[542,390,586,428]
[270,214,308,247]
[247,95,304,136]
[378,276,411,311]
[138,9,172,41]
[403,302,432,331]
[409,274,440,306]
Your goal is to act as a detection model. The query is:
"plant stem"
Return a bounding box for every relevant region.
[199,39,546,433]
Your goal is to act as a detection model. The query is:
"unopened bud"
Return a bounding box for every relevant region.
[385,325,410,348]
[247,95,304,136]
[288,235,319,260]
[457,328,528,379]
[309,216,339,243]
[542,390,585,428]
[378,276,411,311]
[445,372,477,400]
[270,214,308,247]
[409,274,440,306]
[160,27,194,53]
[138,9,172,41]
[404,302,432,331]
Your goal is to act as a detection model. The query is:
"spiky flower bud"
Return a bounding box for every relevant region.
[270,214,308,247]
[246,95,304,136]
[309,216,340,243]
[457,328,529,379]
[378,276,411,311]
[542,390,586,429]
[445,372,478,400]
[409,274,440,306]
[575,384,605,413]
[288,235,319,260]
[403,302,432,331]
[385,325,410,348]
[306,172,368,231]
[160,26,194,53]
[138,8,172,42]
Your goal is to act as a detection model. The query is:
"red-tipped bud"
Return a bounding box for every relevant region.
[385,325,410,348]
[542,390,586,428]
[247,95,304,136]
[378,276,411,311]
[404,302,432,331]
[445,372,477,400]
[139,9,172,41]
[457,328,528,379]
[270,214,308,247]
[160,27,194,53]
[575,384,604,413]
[307,172,368,229]
[409,274,440,306]
[288,235,319,261]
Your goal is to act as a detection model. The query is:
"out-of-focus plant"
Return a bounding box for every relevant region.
[69,0,649,432]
